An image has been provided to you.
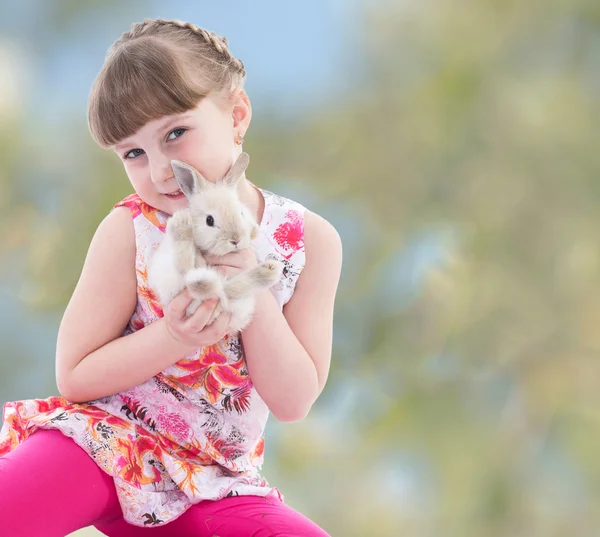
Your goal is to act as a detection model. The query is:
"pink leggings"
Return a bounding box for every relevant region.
[0,429,330,537]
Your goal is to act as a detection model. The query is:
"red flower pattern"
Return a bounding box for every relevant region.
[169,345,246,403]
[273,210,304,254]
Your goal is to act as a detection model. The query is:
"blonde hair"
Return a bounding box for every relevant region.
[88,19,246,148]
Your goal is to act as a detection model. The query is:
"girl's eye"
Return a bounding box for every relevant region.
[167,128,187,141]
[123,128,186,160]
[124,148,144,160]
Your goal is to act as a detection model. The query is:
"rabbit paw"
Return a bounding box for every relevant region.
[167,208,194,242]
[255,260,284,286]
[185,267,223,299]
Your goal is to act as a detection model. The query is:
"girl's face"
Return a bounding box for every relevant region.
[114,91,251,215]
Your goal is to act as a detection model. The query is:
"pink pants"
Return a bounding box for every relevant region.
[0,429,330,537]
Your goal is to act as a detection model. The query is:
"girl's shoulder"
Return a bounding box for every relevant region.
[257,186,340,257]
[113,193,168,232]
[258,187,307,212]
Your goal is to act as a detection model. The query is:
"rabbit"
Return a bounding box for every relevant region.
[148,152,284,336]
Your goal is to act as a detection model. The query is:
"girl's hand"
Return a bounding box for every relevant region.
[163,288,231,351]
[205,248,258,278]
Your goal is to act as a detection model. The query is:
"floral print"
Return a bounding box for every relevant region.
[0,185,307,527]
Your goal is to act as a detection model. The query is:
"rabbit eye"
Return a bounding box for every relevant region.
[206,215,214,227]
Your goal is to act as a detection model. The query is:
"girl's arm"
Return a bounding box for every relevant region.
[55,207,193,403]
[240,210,343,422]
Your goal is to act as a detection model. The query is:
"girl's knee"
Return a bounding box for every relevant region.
[0,429,123,536]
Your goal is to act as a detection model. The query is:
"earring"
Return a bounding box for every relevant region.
[235,133,244,145]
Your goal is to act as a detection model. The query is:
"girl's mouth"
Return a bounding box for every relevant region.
[164,190,185,200]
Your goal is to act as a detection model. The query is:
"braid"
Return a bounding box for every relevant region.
[90,19,247,147]
[116,18,245,77]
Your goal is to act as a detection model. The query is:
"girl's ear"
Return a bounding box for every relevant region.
[222,152,250,188]
[171,160,207,197]
[230,88,252,134]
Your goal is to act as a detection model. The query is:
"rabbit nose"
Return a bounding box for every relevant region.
[230,239,239,247]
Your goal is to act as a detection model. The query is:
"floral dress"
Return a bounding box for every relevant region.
[0,185,307,527]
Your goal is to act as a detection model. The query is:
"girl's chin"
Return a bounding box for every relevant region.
[161,194,188,212]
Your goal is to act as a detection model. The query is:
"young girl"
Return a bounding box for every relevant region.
[0,19,342,537]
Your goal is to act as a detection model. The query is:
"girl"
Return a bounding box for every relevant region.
[0,19,342,537]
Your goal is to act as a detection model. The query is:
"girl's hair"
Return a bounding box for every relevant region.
[88,19,246,148]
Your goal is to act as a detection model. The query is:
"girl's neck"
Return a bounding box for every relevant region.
[238,176,265,226]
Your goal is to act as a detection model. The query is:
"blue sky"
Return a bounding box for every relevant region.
[0,0,364,123]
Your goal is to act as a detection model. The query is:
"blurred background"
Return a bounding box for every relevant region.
[1,0,600,535]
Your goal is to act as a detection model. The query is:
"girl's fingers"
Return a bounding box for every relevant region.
[205,311,231,339]
[183,298,218,333]
[167,288,193,322]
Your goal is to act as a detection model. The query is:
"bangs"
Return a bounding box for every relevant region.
[88,38,209,148]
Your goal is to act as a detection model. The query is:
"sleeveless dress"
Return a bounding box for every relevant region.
[0,184,307,527]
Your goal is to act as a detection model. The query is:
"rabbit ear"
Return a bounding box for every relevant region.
[222,152,250,188]
[171,160,207,197]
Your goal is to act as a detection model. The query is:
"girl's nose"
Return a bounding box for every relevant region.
[149,156,174,185]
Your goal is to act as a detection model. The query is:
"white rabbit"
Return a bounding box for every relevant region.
[148,152,283,336]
